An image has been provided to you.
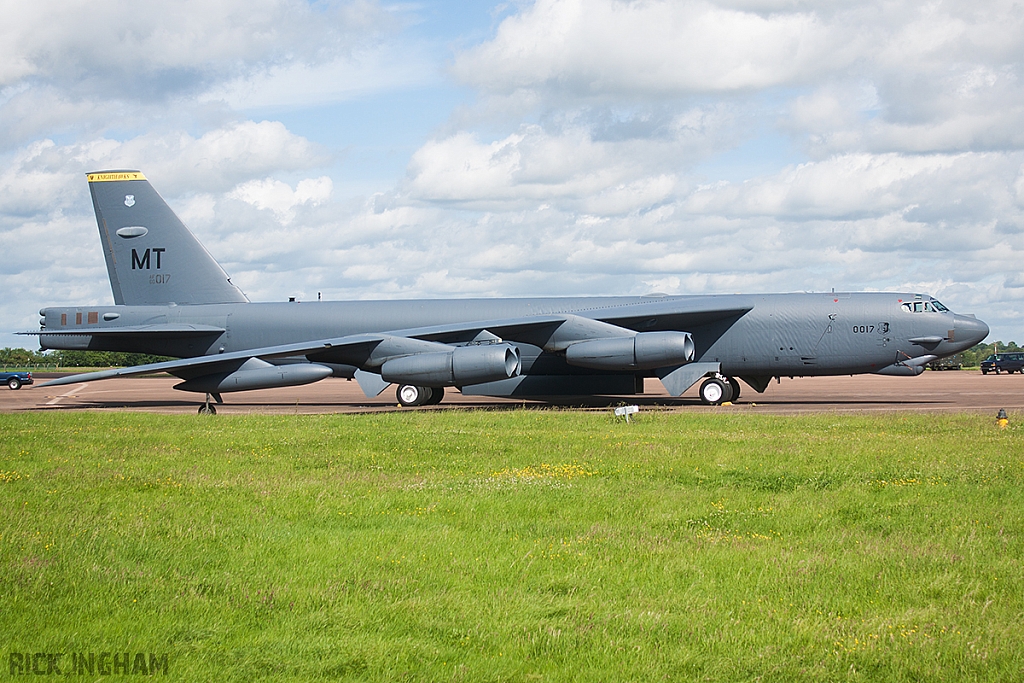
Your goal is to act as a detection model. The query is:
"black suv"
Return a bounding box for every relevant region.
[981,353,1024,374]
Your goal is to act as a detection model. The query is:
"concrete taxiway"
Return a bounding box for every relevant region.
[0,371,1019,415]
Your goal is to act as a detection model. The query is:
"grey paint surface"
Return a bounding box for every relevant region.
[28,171,990,402]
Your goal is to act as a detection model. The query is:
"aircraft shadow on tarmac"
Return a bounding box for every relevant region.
[29,393,947,414]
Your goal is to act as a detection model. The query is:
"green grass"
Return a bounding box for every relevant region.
[1,411,1022,681]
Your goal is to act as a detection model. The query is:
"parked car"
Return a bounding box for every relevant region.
[981,353,1024,374]
[0,371,33,390]
[928,354,963,371]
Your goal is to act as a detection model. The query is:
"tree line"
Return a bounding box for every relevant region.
[0,348,171,369]
[958,341,1020,368]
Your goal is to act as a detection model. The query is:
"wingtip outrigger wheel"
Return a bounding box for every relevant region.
[198,392,217,415]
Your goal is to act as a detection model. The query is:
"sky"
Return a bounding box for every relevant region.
[3,0,1024,349]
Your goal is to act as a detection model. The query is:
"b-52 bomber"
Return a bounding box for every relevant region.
[27,170,989,413]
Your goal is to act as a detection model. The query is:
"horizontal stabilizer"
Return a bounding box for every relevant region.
[21,323,225,336]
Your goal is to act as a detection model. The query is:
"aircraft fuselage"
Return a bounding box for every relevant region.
[39,291,985,380]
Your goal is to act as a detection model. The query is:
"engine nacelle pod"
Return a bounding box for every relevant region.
[873,363,926,376]
[381,343,521,387]
[873,354,937,377]
[565,331,694,370]
[174,359,333,393]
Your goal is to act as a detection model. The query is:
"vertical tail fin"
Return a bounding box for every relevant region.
[88,170,248,305]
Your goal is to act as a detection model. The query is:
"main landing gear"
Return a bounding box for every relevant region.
[699,375,741,406]
[396,385,445,407]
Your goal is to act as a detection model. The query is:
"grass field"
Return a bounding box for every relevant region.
[1,411,1021,681]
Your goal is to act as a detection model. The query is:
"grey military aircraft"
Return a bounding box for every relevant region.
[27,170,989,413]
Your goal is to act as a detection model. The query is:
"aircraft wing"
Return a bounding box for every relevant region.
[593,296,753,330]
[369,315,570,346]
[384,299,752,346]
[37,318,546,390]
[375,297,753,347]
[38,298,751,391]
[38,314,597,390]
[38,333,387,388]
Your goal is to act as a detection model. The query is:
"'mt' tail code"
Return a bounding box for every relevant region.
[88,170,248,306]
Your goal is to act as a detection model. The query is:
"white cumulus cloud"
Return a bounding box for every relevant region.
[0,0,389,96]
[453,0,841,95]
[230,176,334,223]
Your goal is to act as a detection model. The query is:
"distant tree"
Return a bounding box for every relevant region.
[0,348,172,369]
[0,347,47,368]
[48,351,173,368]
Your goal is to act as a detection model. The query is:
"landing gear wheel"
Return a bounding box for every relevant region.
[699,377,734,405]
[7,377,21,390]
[397,384,432,407]
[727,377,741,402]
[424,386,445,405]
[199,393,217,414]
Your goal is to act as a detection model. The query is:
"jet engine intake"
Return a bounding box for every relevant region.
[174,359,332,393]
[381,343,521,387]
[565,331,694,371]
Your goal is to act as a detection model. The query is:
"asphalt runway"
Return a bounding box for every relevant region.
[1,370,1020,416]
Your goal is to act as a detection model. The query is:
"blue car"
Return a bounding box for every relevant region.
[0,371,33,390]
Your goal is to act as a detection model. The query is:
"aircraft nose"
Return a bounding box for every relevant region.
[953,314,989,348]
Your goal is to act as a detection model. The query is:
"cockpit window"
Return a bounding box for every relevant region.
[901,300,948,313]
